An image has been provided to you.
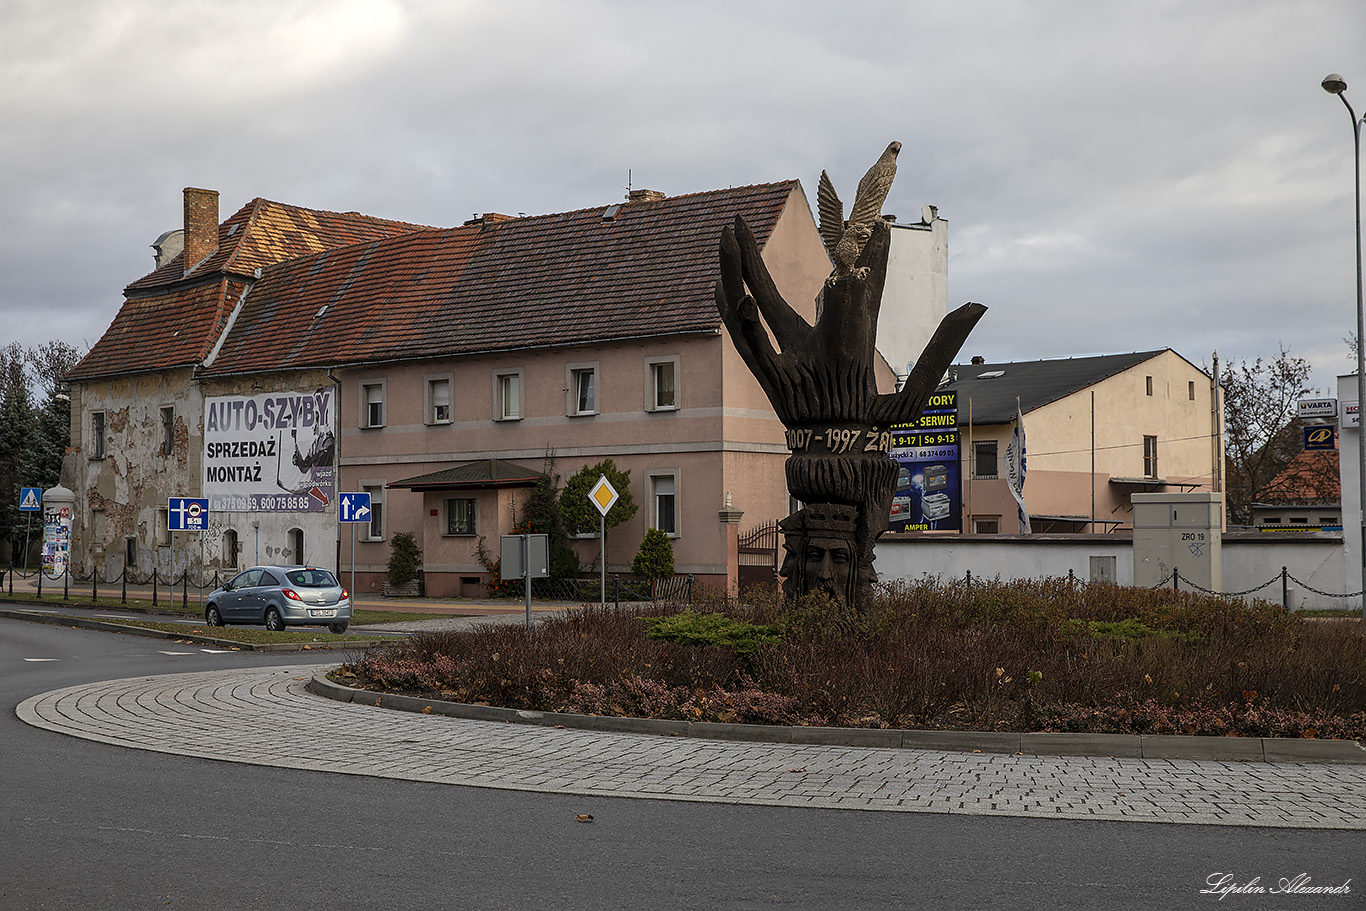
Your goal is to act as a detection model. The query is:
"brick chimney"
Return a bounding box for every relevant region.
[182,188,220,275]
[628,189,666,203]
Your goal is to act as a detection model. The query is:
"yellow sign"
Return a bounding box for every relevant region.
[589,475,619,517]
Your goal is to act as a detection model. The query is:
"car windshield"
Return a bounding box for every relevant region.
[286,569,339,587]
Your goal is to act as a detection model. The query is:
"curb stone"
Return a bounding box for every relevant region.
[308,674,1366,763]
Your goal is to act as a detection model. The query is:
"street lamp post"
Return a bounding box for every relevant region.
[1321,73,1365,620]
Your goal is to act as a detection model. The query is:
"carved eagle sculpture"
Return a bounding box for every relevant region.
[817,140,901,281]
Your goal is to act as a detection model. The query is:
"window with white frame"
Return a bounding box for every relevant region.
[91,411,106,459]
[973,516,1000,535]
[427,376,452,424]
[446,498,476,535]
[160,406,175,456]
[650,473,677,535]
[568,364,597,416]
[363,484,385,541]
[646,356,678,411]
[495,370,522,420]
[361,381,385,428]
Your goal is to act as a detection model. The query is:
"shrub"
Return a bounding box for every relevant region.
[631,528,674,580]
[387,532,422,586]
[642,611,784,660]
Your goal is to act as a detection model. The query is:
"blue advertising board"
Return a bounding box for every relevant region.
[888,391,962,532]
[1303,425,1337,451]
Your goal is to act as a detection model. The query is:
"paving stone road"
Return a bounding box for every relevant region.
[16,665,1366,830]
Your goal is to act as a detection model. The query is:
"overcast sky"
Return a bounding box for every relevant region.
[2,0,1362,394]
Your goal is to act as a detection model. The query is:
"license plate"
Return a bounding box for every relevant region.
[308,609,336,618]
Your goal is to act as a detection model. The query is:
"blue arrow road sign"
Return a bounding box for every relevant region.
[168,497,210,531]
[19,488,41,512]
[339,492,372,523]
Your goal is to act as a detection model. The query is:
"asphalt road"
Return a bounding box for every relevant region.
[3,618,1361,910]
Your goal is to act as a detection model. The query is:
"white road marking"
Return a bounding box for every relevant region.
[23,658,59,662]
[95,614,136,619]
[158,651,194,656]
[200,649,234,654]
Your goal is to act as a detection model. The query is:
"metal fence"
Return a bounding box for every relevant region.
[1,563,225,609]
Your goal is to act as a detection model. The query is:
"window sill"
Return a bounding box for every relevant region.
[646,406,678,414]
[569,411,598,418]
[442,532,477,538]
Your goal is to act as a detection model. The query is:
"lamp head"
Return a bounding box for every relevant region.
[1322,73,1348,95]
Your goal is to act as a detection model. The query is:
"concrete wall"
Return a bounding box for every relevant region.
[875,531,1348,610]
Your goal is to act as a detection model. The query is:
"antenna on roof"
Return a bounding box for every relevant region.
[625,168,632,201]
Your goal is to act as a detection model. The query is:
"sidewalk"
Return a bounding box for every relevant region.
[17,665,1366,830]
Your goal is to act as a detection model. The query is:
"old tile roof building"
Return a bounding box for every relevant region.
[67,182,839,595]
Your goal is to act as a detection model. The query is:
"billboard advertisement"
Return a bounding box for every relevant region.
[888,390,962,532]
[203,389,336,512]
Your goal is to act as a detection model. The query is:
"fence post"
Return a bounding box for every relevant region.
[92,566,98,604]
[965,569,972,589]
[121,565,128,604]
[614,573,619,610]
[152,569,158,607]
[37,563,42,599]
[182,571,188,610]
[1172,567,1179,591]
[686,574,694,604]
[1282,566,1290,612]
[63,566,68,600]
[5,562,9,596]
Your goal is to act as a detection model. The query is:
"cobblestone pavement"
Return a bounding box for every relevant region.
[17,665,1365,830]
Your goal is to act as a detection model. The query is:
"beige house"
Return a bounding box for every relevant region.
[67,181,847,595]
[943,350,1223,534]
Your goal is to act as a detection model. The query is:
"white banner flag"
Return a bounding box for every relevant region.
[1005,400,1031,533]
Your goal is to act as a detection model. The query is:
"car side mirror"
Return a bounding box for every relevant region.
[223,581,234,591]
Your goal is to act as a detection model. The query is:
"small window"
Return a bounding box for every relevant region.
[156,508,171,546]
[973,441,998,479]
[361,381,385,428]
[651,474,677,535]
[160,406,175,456]
[646,357,679,411]
[569,366,597,416]
[125,537,137,569]
[1143,435,1159,478]
[446,498,476,535]
[1262,517,1282,525]
[1188,380,1196,401]
[222,530,239,568]
[1145,376,1153,396]
[287,528,304,564]
[1289,517,1308,525]
[91,411,106,459]
[427,377,452,424]
[496,371,522,420]
[363,484,385,541]
[973,517,1000,535]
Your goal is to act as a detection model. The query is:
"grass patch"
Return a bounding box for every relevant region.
[341,578,1366,738]
[103,619,394,644]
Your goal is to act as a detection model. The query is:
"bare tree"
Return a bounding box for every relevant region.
[1221,346,1313,525]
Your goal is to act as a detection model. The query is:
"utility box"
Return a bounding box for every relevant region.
[1132,492,1222,591]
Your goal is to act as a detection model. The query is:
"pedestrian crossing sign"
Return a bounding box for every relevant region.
[19,487,41,512]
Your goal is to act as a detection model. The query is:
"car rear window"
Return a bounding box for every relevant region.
[286,569,338,587]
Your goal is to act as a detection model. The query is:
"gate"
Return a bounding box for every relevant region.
[738,520,781,589]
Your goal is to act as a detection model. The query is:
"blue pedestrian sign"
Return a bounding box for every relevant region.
[19,488,41,512]
[339,492,372,523]
[168,497,210,531]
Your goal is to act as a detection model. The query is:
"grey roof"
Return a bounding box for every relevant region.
[944,350,1171,425]
[388,459,541,491]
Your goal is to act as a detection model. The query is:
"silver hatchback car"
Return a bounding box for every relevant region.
[205,565,353,634]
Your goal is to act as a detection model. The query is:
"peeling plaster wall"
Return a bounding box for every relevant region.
[72,368,342,582]
[72,368,203,579]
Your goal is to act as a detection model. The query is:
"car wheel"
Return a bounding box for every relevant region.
[205,605,223,627]
[329,622,348,634]
[265,607,285,632]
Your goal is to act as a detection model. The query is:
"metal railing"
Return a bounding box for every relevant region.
[1,563,224,609]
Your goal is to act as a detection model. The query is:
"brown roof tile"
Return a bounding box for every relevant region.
[73,199,434,381]
[67,281,243,380]
[1258,450,1340,505]
[202,181,800,374]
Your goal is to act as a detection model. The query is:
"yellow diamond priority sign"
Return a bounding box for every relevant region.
[589,475,619,517]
